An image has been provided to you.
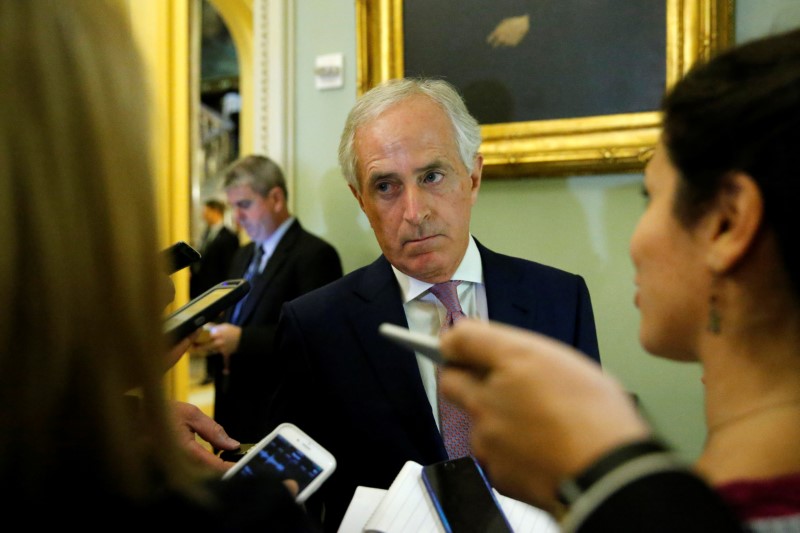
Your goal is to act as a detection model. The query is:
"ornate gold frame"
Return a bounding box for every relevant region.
[356,0,734,179]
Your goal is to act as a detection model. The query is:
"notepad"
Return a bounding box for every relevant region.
[338,461,559,533]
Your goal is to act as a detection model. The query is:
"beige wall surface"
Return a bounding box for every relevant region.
[288,0,800,463]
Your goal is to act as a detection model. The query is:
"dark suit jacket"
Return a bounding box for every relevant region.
[264,241,600,531]
[211,219,342,443]
[189,225,240,299]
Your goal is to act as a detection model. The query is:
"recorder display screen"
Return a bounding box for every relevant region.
[162,287,232,332]
[233,435,323,492]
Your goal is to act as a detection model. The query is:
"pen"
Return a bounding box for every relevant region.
[379,323,446,365]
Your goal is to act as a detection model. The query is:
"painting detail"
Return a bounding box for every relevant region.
[356,0,734,179]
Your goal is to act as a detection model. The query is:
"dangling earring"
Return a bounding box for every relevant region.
[707,293,721,334]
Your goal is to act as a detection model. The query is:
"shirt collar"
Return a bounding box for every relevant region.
[392,235,483,304]
[257,216,295,258]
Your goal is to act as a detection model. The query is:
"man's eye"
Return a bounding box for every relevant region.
[423,171,444,184]
[375,181,392,193]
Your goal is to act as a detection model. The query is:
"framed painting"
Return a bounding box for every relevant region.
[356,0,734,178]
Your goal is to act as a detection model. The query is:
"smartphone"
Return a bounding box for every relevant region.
[163,279,249,341]
[379,322,444,365]
[422,456,513,533]
[160,240,201,274]
[222,422,336,504]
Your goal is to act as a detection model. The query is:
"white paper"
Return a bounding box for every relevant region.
[338,486,389,533]
[339,461,559,533]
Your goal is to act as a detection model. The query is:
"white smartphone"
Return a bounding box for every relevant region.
[379,322,444,364]
[222,422,336,504]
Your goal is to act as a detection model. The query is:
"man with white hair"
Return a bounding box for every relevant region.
[264,78,600,531]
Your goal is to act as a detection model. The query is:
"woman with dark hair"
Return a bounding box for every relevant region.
[439,28,800,532]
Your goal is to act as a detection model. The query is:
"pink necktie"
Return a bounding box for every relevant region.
[429,280,471,459]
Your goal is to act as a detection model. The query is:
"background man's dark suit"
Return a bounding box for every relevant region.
[189,225,240,299]
[211,218,342,443]
[264,240,600,530]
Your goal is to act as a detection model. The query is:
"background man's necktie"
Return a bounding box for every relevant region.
[199,227,211,253]
[429,280,471,459]
[230,243,264,324]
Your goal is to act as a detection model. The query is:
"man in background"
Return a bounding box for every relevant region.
[190,198,240,300]
[192,154,343,443]
[190,198,240,384]
[264,78,601,530]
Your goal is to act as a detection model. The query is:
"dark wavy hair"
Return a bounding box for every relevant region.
[662,28,800,299]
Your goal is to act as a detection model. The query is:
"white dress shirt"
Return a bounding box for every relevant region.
[254,216,295,274]
[391,235,488,428]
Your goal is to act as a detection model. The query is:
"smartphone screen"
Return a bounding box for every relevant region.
[422,456,513,533]
[162,279,249,341]
[231,434,323,490]
[223,423,336,503]
[163,284,235,334]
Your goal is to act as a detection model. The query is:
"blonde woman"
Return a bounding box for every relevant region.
[0,1,316,528]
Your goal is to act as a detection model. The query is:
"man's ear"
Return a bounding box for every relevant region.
[348,184,366,211]
[268,185,286,211]
[469,154,483,205]
[706,172,763,273]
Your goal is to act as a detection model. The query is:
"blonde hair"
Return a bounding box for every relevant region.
[0,0,209,501]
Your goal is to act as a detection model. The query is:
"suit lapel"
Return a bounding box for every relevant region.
[478,241,536,329]
[342,248,536,459]
[345,257,442,451]
[347,256,413,385]
[236,220,302,324]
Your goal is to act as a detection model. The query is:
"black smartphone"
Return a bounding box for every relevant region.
[163,279,249,341]
[422,456,513,533]
[161,240,201,274]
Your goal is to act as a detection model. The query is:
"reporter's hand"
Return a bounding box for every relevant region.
[191,323,242,357]
[170,400,240,473]
[283,479,299,499]
[160,271,177,310]
[438,320,649,512]
[164,330,199,372]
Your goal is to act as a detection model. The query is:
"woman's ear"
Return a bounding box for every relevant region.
[706,172,763,273]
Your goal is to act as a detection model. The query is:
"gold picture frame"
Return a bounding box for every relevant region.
[356,0,734,179]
